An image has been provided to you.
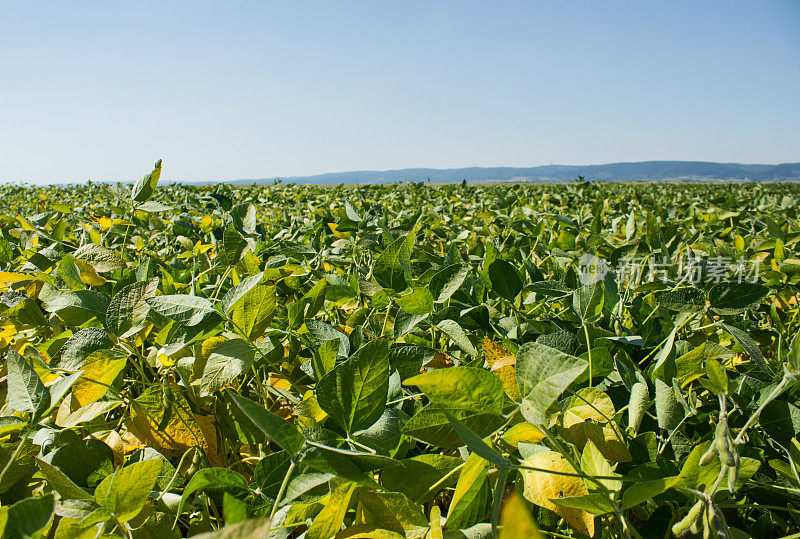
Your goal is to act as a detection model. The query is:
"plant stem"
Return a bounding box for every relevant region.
[269,458,297,522]
[0,425,31,485]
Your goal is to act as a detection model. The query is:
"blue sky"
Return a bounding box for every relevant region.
[1,1,798,184]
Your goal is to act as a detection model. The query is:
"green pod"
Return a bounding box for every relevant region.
[699,441,718,466]
[672,500,705,536]
[727,449,741,492]
[715,416,736,467]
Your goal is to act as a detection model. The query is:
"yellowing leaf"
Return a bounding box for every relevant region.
[72,349,127,407]
[482,338,514,367]
[561,387,631,463]
[499,492,544,539]
[92,216,113,232]
[501,423,544,447]
[520,451,594,537]
[126,381,223,466]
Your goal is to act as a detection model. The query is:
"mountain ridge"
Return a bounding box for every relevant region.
[223,160,800,185]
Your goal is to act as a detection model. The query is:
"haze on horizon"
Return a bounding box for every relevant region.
[1,1,798,185]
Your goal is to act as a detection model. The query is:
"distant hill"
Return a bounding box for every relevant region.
[226,161,800,185]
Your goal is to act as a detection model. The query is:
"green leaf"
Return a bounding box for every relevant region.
[317,338,390,434]
[1,494,55,539]
[406,366,504,414]
[652,287,706,313]
[395,287,434,315]
[228,391,305,455]
[429,264,469,303]
[621,476,681,509]
[39,288,110,326]
[709,282,769,315]
[6,348,49,417]
[401,403,505,449]
[573,282,604,322]
[146,294,218,326]
[34,458,92,500]
[176,468,249,519]
[220,272,264,314]
[355,491,429,534]
[515,342,588,424]
[200,339,256,396]
[436,319,477,357]
[306,480,359,539]
[131,159,162,203]
[718,322,772,375]
[72,244,125,272]
[443,411,508,468]
[489,259,522,301]
[703,358,728,395]
[94,459,163,522]
[230,284,277,340]
[105,278,159,338]
[373,231,416,292]
[551,493,615,515]
[52,327,114,372]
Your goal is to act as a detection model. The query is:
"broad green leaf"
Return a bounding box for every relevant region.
[6,348,49,417]
[401,403,505,449]
[446,453,489,530]
[72,244,125,272]
[39,288,110,326]
[573,282,604,322]
[200,339,255,396]
[1,494,55,539]
[652,287,706,312]
[317,338,390,434]
[621,476,681,509]
[429,264,469,303]
[52,327,113,372]
[488,259,522,301]
[176,468,249,519]
[105,278,158,338]
[718,321,772,375]
[395,287,434,315]
[131,159,162,202]
[708,282,769,315]
[228,391,305,455]
[515,342,587,424]
[551,493,615,515]
[443,411,508,467]
[380,454,463,502]
[436,319,477,357]
[356,491,429,535]
[94,459,163,522]
[373,231,416,292]
[406,367,504,414]
[146,294,218,327]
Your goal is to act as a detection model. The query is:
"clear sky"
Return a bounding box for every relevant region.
[1,1,799,184]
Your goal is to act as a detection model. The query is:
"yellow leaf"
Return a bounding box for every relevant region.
[482,338,515,366]
[520,451,595,537]
[126,380,224,466]
[94,429,145,468]
[92,216,113,231]
[561,387,632,463]
[501,423,544,447]
[499,492,544,539]
[72,349,127,407]
[74,258,107,286]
